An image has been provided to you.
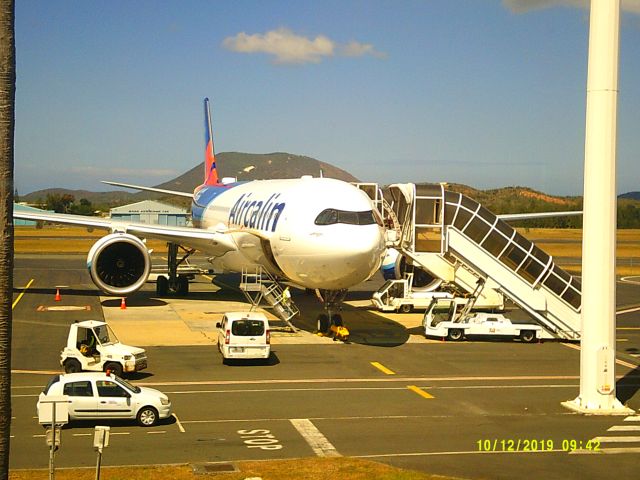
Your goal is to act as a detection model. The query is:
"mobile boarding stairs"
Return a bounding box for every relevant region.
[365,183,582,341]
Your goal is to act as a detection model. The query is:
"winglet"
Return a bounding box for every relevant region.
[204,98,220,186]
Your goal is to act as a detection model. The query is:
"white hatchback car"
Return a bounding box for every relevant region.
[216,312,271,363]
[37,372,171,426]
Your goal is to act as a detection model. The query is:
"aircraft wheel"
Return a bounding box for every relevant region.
[156,276,169,296]
[331,314,343,327]
[520,330,536,343]
[177,276,189,295]
[447,328,464,341]
[317,314,330,334]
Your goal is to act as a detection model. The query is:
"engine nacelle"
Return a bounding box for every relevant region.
[87,233,151,296]
[381,248,442,291]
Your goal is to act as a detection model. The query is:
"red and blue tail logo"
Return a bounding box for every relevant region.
[204,98,220,186]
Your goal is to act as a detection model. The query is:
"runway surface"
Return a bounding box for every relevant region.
[10,254,640,479]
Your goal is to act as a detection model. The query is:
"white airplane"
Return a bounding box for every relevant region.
[14,98,387,332]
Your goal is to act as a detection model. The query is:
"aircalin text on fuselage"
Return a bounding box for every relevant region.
[228,192,285,232]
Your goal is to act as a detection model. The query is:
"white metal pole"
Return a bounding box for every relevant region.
[49,404,56,480]
[562,0,631,414]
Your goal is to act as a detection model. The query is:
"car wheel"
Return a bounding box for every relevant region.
[447,329,464,341]
[64,359,82,373]
[104,362,123,377]
[399,304,412,313]
[156,276,169,296]
[137,406,158,427]
[317,314,330,334]
[520,330,536,343]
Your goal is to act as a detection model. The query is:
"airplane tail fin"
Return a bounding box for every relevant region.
[203,98,220,186]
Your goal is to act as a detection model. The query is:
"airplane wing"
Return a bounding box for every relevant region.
[497,211,582,222]
[101,181,194,198]
[13,210,237,256]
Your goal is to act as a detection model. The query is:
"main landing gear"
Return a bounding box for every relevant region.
[315,289,350,342]
[156,242,195,296]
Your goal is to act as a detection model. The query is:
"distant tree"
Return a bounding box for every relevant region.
[69,198,95,216]
[46,192,75,213]
[0,1,15,478]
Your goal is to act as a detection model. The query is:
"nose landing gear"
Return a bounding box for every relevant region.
[315,289,350,342]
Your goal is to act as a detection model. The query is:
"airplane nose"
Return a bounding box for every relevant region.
[275,225,386,290]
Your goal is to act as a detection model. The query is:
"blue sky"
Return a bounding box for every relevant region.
[14,0,640,196]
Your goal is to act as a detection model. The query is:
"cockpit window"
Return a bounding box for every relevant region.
[314,209,377,226]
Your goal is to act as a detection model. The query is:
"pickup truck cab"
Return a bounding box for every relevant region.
[424,312,543,343]
[216,312,271,364]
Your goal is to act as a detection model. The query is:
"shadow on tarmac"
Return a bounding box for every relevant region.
[221,352,281,367]
[14,287,100,298]
[101,296,167,308]
[616,364,640,404]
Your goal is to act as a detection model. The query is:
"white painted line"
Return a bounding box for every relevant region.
[607,425,640,432]
[110,432,130,436]
[136,374,583,387]
[147,431,166,435]
[579,447,640,454]
[617,306,640,315]
[173,414,185,433]
[11,370,61,376]
[561,343,639,369]
[290,418,340,457]
[358,449,563,458]
[594,436,640,443]
[163,384,587,398]
[72,433,91,437]
[32,434,45,438]
[623,416,640,422]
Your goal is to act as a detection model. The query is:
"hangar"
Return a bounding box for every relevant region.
[13,204,53,226]
[110,200,189,226]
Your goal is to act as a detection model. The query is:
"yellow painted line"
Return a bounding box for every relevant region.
[617,327,640,331]
[407,385,434,399]
[371,362,395,375]
[12,278,34,310]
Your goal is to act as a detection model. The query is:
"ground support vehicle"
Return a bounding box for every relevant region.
[216,312,271,363]
[371,277,454,313]
[37,372,170,426]
[424,312,547,342]
[61,320,147,377]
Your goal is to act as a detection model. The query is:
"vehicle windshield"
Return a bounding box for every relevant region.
[43,375,60,394]
[113,375,141,394]
[314,209,377,226]
[94,324,119,346]
[231,319,265,336]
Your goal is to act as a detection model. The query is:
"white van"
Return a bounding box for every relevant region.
[216,312,271,363]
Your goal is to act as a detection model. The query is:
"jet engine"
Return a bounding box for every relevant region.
[381,248,442,291]
[87,233,152,295]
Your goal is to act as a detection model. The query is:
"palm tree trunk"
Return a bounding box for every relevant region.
[0,1,15,478]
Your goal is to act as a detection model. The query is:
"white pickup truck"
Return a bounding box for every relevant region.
[423,312,543,343]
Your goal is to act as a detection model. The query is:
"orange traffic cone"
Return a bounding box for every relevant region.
[120,297,127,310]
[54,288,61,302]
